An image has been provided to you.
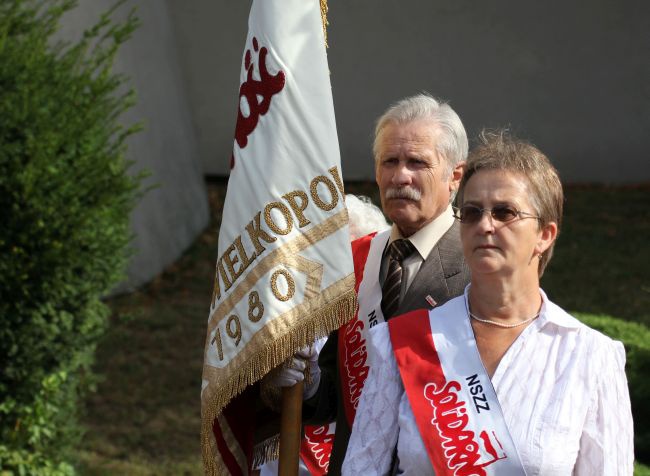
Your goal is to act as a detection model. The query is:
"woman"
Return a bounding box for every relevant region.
[342,131,634,475]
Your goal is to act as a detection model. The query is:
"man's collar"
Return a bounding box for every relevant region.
[388,204,455,259]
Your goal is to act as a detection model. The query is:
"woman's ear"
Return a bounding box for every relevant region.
[536,221,558,255]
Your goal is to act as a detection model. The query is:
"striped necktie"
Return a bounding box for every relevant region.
[381,239,415,320]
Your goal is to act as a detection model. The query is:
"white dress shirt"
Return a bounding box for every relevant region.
[342,289,634,475]
[380,204,455,299]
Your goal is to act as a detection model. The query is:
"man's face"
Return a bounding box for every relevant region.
[375,120,462,237]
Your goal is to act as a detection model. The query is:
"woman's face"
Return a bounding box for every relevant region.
[459,169,556,280]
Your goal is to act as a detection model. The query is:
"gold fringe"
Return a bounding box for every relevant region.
[320,0,329,48]
[201,288,357,475]
[260,364,285,413]
[252,434,281,469]
[259,342,318,413]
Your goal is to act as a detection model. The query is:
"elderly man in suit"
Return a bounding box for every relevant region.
[268,93,471,475]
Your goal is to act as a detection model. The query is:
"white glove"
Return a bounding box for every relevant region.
[265,345,321,400]
[298,345,321,400]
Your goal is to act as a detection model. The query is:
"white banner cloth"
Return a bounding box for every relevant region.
[201,1,355,474]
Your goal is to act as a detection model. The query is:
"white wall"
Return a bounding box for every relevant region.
[59,0,210,290]
[52,0,647,289]
[170,0,649,184]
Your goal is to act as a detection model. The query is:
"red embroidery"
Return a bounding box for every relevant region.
[424,381,506,475]
[233,36,286,156]
[343,319,370,411]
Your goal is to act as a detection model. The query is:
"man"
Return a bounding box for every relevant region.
[269,94,471,475]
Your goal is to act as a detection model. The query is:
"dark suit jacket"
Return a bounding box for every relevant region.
[303,221,471,475]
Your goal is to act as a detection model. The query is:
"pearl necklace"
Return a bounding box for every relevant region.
[469,310,540,329]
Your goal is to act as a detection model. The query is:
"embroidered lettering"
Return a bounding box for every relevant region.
[245,211,276,256]
[424,380,506,475]
[465,374,480,388]
[310,174,339,211]
[212,169,346,308]
[328,166,345,195]
[283,190,311,228]
[472,394,490,414]
[466,374,490,413]
[304,424,334,471]
[368,309,378,328]
[264,201,294,235]
[343,319,370,409]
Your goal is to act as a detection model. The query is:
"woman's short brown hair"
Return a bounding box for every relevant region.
[457,130,564,277]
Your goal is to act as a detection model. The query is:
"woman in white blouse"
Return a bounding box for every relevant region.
[342,131,634,475]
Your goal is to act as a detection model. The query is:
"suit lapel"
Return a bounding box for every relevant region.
[398,221,464,313]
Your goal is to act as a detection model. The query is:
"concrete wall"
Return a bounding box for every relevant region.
[170,0,649,183]
[58,0,210,290]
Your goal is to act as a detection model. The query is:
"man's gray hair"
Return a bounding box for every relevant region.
[373,93,468,176]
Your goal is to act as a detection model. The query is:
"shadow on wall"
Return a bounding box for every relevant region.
[57,0,210,292]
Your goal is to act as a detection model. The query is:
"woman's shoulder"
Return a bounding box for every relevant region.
[543,296,626,368]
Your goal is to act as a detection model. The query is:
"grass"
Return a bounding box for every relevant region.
[76,182,227,475]
[77,181,650,474]
[542,185,650,325]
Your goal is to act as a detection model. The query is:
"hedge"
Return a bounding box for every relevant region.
[0,0,142,473]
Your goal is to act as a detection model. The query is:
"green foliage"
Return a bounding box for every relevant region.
[636,462,650,476]
[0,0,142,473]
[576,313,650,463]
[542,186,650,325]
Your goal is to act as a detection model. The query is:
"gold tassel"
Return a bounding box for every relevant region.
[320,0,329,47]
[252,434,281,468]
[201,287,357,475]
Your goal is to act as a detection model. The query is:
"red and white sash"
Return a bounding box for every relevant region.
[300,422,335,475]
[298,232,385,474]
[298,231,386,474]
[389,298,526,476]
[338,230,390,425]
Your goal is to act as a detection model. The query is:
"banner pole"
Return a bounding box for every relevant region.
[278,381,304,476]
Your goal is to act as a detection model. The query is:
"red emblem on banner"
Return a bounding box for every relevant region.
[231,36,286,168]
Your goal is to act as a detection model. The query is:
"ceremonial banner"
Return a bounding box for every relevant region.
[201,1,356,474]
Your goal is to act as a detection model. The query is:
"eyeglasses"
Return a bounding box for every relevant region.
[453,205,540,224]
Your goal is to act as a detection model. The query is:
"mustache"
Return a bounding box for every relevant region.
[385,186,421,201]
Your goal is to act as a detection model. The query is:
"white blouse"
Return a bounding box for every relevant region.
[342,290,634,475]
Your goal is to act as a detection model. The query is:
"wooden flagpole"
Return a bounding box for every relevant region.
[278,3,327,475]
[278,381,304,475]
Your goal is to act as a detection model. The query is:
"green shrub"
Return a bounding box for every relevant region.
[0,0,142,472]
[636,462,650,476]
[576,313,650,463]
